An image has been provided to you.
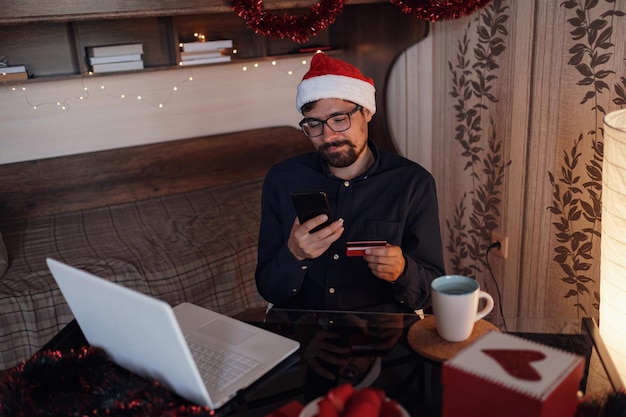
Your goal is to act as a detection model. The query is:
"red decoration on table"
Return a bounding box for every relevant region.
[389,0,493,21]
[317,397,341,417]
[264,400,305,417]
[482,348,547,381]
[379,399,404,417]
[342,387,384,417]
[0,347,217,416]
[230,0,345,43]
[313,384,403,417]
[326,383,354,412]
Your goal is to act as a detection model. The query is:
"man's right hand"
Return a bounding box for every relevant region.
[288,216,344,261]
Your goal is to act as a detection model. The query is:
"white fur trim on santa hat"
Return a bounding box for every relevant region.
[296,74,376,115]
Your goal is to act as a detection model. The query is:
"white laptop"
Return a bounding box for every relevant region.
[46,258,300,409]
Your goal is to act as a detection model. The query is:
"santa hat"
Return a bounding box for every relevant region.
[296,53,376,115]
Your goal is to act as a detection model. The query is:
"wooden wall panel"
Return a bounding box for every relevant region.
[412,0,626,328]
[0,24,76,76]
[427,0,535,327]
[387,37,434,173]
[0,56,306,164]
[519,1,568,320]
[0,0,382,23]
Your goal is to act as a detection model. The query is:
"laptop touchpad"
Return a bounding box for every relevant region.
[197,319,254,345]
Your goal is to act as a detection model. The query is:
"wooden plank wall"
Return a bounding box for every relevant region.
[385,0,626,328]
[0,55,305,164]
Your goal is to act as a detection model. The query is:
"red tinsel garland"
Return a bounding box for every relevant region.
[230,0,494,44]
[0,347,215,417]
[230,0,344,44]
[390,0,494,21]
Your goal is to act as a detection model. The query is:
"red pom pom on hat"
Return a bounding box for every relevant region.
[296,53,376,115]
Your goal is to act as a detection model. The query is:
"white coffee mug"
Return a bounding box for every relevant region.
[431,275,494,342]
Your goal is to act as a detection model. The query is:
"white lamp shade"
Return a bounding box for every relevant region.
[601,108,626,385]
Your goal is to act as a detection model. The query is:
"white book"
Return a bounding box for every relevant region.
[87,43,144,58]
[88,54,142,65]
[181,40,233,52]
[91,60,144,73]
[180,50,226,60]
[0,65,26,74]
[179,56,231,66]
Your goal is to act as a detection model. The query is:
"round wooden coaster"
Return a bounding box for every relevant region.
[407,316,499,362]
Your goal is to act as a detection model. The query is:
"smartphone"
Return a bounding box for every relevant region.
[291,191,332,233]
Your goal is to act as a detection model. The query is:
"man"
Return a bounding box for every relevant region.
[255,53,445,313]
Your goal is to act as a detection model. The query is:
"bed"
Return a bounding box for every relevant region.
[0,126,311,371]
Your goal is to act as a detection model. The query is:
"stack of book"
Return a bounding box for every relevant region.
[86,43,144,74]
[1,65,28,82]
[179,39,232,66]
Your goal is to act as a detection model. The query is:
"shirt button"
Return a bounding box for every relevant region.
[333,253,340,260]
[301,265,308,270]
[344,181,350,187]
[292,288,298,293]
[329,288,335,294]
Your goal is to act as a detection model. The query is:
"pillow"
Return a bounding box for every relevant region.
[0,232,7,277]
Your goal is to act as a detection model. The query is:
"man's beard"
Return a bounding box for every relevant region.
[319,140,359,168]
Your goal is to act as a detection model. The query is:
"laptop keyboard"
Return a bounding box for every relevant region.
[187,341,259,391]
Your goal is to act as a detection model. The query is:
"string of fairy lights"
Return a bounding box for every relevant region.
[1,73,192,111]
[1,40,315,112]
[1,73,196,111]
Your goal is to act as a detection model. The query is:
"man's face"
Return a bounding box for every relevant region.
[302,99,372,168]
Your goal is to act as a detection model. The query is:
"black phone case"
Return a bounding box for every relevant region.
[291,191,331,233]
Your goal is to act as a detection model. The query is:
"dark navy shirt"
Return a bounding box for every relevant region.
[255,140,445,313]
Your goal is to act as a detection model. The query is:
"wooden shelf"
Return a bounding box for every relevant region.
[1,8,335,79]
[0,0,383,24]
[0,2,428,153]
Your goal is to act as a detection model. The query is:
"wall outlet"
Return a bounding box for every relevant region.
[491,231,509,259]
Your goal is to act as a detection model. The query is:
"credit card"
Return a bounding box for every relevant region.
[346,241,387,257]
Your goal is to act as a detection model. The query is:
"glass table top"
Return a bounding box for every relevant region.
[30,307,622,416]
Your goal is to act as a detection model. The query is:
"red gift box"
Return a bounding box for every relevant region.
[442,331,584,417]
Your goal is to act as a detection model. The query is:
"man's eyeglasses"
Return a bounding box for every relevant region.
[299,105,362,138]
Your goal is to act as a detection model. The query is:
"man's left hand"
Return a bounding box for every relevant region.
[363,244,405,282]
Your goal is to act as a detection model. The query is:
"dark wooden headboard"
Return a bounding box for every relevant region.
[0,126,312,222]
